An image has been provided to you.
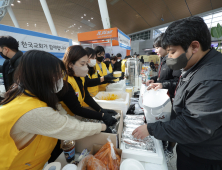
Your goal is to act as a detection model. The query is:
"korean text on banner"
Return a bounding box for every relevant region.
[118,29,131,50]
[0,24,72,65]
[78,28,118,42]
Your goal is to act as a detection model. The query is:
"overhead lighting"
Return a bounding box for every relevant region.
[34,24,36,27]
[27,23,29,25]
[88,20,90,22]
[84,14,86,16]
[80,26,82,27]
[17,0,21,3]
[11,4,14,6]
[91,17,93,19]
[74,24,76,25]
[81,16,83,18]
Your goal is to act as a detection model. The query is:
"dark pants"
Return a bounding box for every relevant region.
[48,140,63,163]
[177,146,222,170]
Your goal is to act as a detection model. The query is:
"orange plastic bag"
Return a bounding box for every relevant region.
[77,155,107,170]
[94,137,121,170]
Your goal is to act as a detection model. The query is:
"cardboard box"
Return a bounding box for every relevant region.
[90,144,122,157]
[75,110,123,153]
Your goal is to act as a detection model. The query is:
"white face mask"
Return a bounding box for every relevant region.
[54,78,63,93]
[117,59,121,62]
[88,59,96,67]
[73,65,89,77]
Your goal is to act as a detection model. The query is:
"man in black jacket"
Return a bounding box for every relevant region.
[113,53,122,71]
[146,33,181,161]
[133,16,222,170]
[146,33,181,86]
[149,60,155,70]
[0,36,23,92]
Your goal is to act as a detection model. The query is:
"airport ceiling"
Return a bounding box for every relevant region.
[1,0,222,42]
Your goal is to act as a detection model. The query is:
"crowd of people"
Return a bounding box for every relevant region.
[0,34,145,169]
[1,16,222,170]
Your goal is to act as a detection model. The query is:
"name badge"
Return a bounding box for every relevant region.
[75,92,79,97]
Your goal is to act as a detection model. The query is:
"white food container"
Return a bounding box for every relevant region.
[120,137,164,164]
[106,80,126,92]
[94,92,129,117]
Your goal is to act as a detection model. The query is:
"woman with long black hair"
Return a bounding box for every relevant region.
[0,50,107,170]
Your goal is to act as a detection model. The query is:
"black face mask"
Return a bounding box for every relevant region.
[97,56,104,62]
[166,53,193,70]
[0,52,9,59]
[104,61,110,68]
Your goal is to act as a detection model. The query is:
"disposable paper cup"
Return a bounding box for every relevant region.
[125,87,133,93]
[113,71,122,77]
[126,87,133,103]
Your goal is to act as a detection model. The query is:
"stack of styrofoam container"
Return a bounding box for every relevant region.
[106,80,126,92]
[120,137,164,164]
[94,92,129,118]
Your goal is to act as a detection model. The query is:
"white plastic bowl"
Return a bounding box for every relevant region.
[120,159,145,170]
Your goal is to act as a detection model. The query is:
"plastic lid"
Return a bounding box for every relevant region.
[142,89,170,109]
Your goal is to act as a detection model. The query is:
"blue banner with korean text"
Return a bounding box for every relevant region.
[0,24,72,65]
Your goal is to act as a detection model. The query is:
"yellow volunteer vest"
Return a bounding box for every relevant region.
[96,62,108,91]
[61,76,85,116]
[0,93,58,170]
[82,72,99,107]
[121,59,127,73]
[108,63,113,73]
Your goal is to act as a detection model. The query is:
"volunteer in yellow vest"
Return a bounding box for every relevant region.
[83,47,108,99]
[113,53,126,79]
[103,53,113,73]
[82,47,113,108]
[94,46,117,91]
[61,45,118,127]
[0,50,107,170]
[121,57,127,74]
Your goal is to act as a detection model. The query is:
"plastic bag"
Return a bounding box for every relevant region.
[77,155,107,170]
[94,137,121,170]
[143,89,171,123]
